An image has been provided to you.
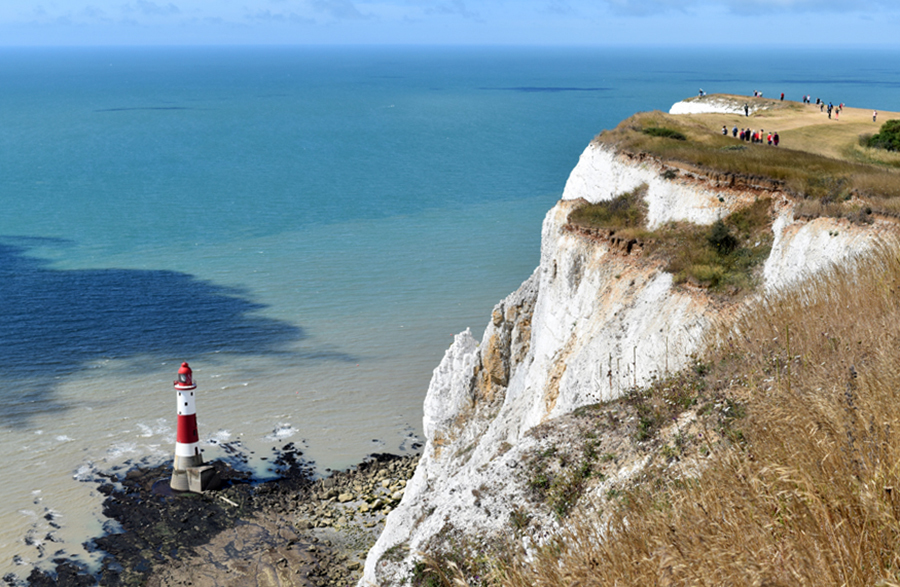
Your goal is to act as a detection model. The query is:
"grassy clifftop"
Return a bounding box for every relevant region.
[595,98,900,216]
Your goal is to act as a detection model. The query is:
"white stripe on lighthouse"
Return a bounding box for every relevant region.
[177,390,196,416]
[175,441,199,457]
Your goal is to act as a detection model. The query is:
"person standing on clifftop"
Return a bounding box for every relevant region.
[744,103,749,116]
[874,110,878,122]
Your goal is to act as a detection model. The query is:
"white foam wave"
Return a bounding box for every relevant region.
[106,442,137,459]
[73,463,96,481]
[264,423,297,441]
[137,418,172,438]
[55,435,73,442]
[206,430,232,444]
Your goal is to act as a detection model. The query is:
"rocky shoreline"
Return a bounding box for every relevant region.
[18,445,418,587]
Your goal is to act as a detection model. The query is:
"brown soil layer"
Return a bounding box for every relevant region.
[21,446,418,587]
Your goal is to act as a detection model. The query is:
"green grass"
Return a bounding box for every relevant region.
[568,195,773,293]
[567,183,648,233]
[597,111,900,205]
[642,126,687,141]
[660,197,773,291]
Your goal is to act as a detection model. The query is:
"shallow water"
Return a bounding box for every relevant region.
[1,45,898,578]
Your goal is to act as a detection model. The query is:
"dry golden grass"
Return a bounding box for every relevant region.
[503,247,900,587]
[425,246,900,587]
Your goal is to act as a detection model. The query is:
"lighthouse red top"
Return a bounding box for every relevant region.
[174,362,197,390]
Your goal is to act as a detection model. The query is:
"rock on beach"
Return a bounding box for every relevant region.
[20,448,419,587]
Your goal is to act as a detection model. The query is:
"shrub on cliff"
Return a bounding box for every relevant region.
[641,126,687,141]
[867,119,900,152]
[706,220,738,254]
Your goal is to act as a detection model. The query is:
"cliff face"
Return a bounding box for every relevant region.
[361,139,891,586]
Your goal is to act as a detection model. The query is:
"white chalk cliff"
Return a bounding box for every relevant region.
[360,112,892,586]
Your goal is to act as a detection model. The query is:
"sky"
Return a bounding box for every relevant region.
[0,0,898,47]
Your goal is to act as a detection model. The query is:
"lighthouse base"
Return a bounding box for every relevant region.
[173,452,204,471]
[171,464,221,493]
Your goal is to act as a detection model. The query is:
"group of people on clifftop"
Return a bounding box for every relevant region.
[722,124,780,146]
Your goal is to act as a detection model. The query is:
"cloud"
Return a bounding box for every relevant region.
[80,5,105,18]
[600,0,681,16]
[722,0,897,15]
[599,0,898,16]
[248,8,315,24]
[542,0,576,15]
[310,0,371,20]
[425,0,479,19]
[131,0,181,16]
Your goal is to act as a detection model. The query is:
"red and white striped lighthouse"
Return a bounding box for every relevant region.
[170,362,219,492]
[173,362,203,472]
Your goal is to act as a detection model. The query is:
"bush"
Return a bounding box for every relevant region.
[706,220,738,255]
[642,126,687,141]
[866,119,900,152]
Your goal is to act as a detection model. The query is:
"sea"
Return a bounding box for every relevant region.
[1,45,898,579]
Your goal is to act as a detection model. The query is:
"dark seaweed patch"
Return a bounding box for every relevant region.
[479,86,610,93]
[94,106,193,112]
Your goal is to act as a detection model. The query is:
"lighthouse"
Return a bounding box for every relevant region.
[170,362,219,492]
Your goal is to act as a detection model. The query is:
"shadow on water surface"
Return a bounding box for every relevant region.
[0,240,354,427]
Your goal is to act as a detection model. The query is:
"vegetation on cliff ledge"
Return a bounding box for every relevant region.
[568,187,772,293]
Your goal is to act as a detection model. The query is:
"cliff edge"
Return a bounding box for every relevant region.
[361,98,898,585]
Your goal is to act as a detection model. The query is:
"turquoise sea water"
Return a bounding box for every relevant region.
[1,46,898,577]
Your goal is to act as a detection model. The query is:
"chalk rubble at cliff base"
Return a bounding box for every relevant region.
[16,449,419,587]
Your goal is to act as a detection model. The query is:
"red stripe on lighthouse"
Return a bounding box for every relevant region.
[176,414,199,444]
